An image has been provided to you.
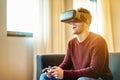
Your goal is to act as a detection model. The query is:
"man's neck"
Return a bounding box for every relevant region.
[76,31,89,43]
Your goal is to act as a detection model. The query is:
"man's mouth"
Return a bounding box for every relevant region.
[72,26,76,29]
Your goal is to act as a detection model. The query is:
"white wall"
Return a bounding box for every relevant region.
[0,0,33,80]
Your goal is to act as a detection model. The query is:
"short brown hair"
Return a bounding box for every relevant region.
[77,8,92,25]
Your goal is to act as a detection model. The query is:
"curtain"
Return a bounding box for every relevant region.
[33,0,51,53]
[97,0,114,52]
[33,0,51,79]
[33,0,66,80]
[50,0,66,53]
[33,0,66,54]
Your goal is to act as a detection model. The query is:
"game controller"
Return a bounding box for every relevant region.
[42,68,52,73]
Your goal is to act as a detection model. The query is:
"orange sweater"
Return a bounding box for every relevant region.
[59,32,113,80]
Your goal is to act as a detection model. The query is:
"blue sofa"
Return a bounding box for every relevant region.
[36,52,120,80]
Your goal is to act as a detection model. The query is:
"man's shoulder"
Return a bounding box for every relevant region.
[90,32,105,41]
[90,32,107,45]
[67,37,77,46]
[69,37,77,42]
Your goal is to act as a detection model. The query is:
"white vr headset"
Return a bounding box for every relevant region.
[60,10,87,23]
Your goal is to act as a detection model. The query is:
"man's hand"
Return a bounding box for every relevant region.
[52,66,64,79]
[45,66,54,78]
[46,70,54,78]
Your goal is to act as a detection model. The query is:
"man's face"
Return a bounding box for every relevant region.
[69,22,84,34]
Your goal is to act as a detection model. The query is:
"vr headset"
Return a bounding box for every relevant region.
[60,10,87,23]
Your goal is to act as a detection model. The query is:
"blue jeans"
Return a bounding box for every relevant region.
[40,73,103,80]
[40,73,56,80]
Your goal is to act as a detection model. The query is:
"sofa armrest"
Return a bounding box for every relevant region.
[36,53,65,80]
[109,53,120,80]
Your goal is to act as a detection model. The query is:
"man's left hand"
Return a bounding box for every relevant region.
[52,66,64,79]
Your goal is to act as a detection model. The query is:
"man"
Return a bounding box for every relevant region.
[40,8,113,80]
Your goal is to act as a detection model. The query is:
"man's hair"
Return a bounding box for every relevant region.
[77,8,92,25]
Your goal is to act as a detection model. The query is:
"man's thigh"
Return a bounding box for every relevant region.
[77,77,103,80]
[40,73,57,80]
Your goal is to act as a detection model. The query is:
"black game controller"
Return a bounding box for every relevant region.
[42,68,51,73]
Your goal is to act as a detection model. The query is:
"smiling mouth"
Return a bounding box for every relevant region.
[72,26,76,29]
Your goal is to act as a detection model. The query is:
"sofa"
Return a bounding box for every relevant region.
[36,52,120,80]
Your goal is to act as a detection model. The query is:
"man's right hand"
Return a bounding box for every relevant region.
[46,69,54,78]
[46,66,54,78]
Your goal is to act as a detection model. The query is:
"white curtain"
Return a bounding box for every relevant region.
[33,0,66,80]
[33,0,51,80]
[33,0,66,54]
[50,0,66,53]
[33,0,51,53]
[97,0,114,52]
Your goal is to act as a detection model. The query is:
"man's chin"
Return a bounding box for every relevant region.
[72,31,76,34]
[73,32,78,34]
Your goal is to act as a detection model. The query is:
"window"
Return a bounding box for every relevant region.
[7,0,38,37]
[73,0,97,33]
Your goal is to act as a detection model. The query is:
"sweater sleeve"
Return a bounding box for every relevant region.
[59,41,73,70]
[63,38,109,80]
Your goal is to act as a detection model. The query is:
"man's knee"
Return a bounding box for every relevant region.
[40,73,54,80]
[40,73,47,80]
[77,77,98,80]
[39,73,57,80]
